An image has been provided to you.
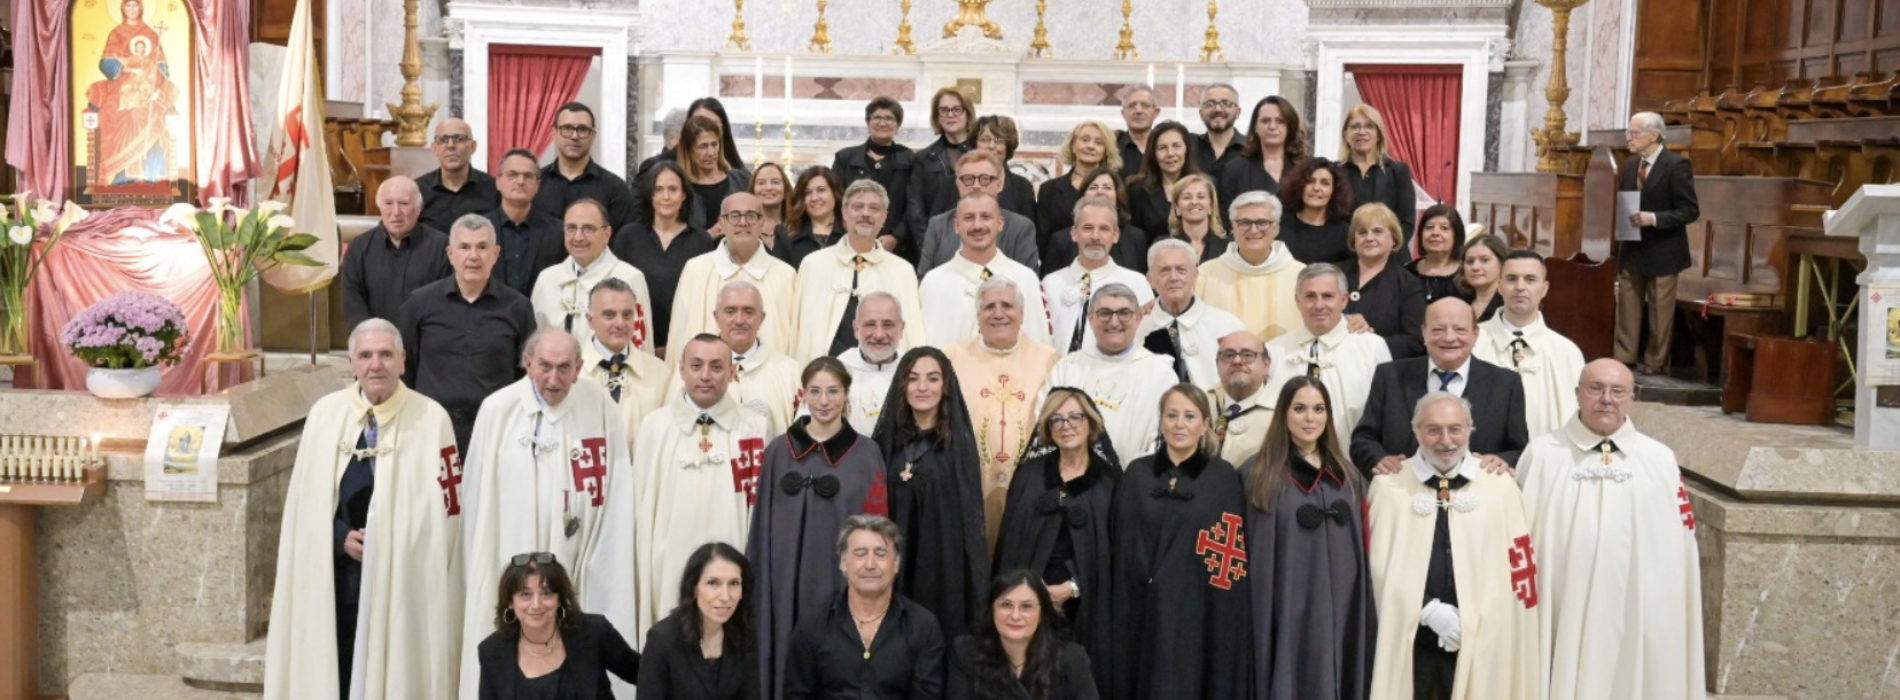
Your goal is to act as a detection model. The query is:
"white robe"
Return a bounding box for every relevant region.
[1196,242,1306,342]
[669,241,799,362]
[1042,258,1153,352]
[838,346,900,435]
[529,251,655,354]
[631,390,771,642]
[457,378,636,700]
[580,338,671,454]
[1473,314,1586,438]
[1264,319,1392,439]
[1043,345,1179,462]
[1136,297,1247,391]
[790,240,928,363]
[1211,383,1276,468]
[1518,416,1706,700]
[667,342,804,436]
[918,253,1053,349]
[265,384,462,700]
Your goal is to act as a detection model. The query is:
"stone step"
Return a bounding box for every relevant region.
[1635,370,1723,406]
[67,673,259,700]
[176,639,266,692]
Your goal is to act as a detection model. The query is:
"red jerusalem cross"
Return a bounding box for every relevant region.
[1508,534,1539,608]
[1196,512,1248,589]
[570,437,609,507]
[1677,485,1696,531]
[732,437,766,506]
[436,446,464,516]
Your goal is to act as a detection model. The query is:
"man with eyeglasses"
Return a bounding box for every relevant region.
[1116,86,1160,178]
[668,192,798,363]
[788,180,928,362]
[916,150,1039,276]
[1210,330,1274,467]
[1197,190,1306,342]
[1139,238,1245,390]
[1044,283,1180,461]
[836,291,909,434]
[1471,251,1585,437]
[415,117,500,232]
[920,192,1053,348]
[1044,196,1153,353]
[1195,83,1246,176]
[484,148,567,296]
[533,101,638,231]
[1516,359,1705,700]
[942,276,1062,546]
[398,214,537,450]
[341,176,450,330]
[1264,263,1392,439]
[531,199,655,353]
[1351,297,1528,479]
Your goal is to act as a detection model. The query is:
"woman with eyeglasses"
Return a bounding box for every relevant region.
[993,388,1119,691]
[907,87,979,250]
[832,97,915,250]
[1167,173,1229,263]
[971,115,1040,223]
[1127,121,1200,244]
[1036,121,1122,252]
[679,115,753,235]
[1038,168,1151,276]
[1217,96,1307,225]
[1457,233,1509,323]
[775,166,845,270]
[1404,205,1467,303]
[1339,104,1417,261]
[1241,377,1376,700]
[946,572,1101,700]
[749,357,889,700]
[749,162,791,251]
[475,552,641,700]
[637,543,757,700]
[1104,384,1250,700]
[1277,157,1357,266]
[1342,203,1427,359]
[611,160,717,357]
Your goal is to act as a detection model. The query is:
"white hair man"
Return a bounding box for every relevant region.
[1043,195,1153,353]
[265,319,463,700]
[1472,250,1585,436]
[582,277,671,449]
[531,198,655,352]
[1197,190,1306,341]
[919,191,1053,348]
[837,291,908,433]
[342,176,450,330]
[1139,238,1247,390]
[669,192,799,361]
[1264,262,1394,438]
[1043,282,1180,460]
[1615,111,1700,376]
[943,276,1063,545]
[789,179,928,362]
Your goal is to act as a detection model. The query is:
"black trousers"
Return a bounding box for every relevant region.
[1413,643,1457,700]
[336,602,357,700]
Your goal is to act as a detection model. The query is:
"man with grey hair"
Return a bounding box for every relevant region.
[669,192,799,361]
[789,179,927,361]
[583,277,671,448]
[1264,262,1393,438]
[943,276,1062,545]
[265,319,463,700]
[1117,86,1160,177]
[1198,189,1305,341]
[786,513,945,699]
[1140,238,1246,389]
[457,327,636,698]
[398,213,536,449]
[1043,195,1153,352]
[635,108,689,179]
[920,192,1052,348]
[1195,82,1245,174]
[342,175,450,329]
[838,290,908,433]
[679,280,802,434]
[416,117,499,232]
[1615,111,1700,376]
[1044,282,1180,460]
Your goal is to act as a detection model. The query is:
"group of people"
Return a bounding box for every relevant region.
[273,86,1707,700]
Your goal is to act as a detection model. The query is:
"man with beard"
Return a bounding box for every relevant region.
[836,292,906,434]
[1194,83,1245,175]
[1210,330,1274,467]
[1044,284,1180,461]
[415,118,499,232]
[1044,196,1153,353]
[789,180,927,361]
[534,102,637,230]
[916,150,1040,276]
[1196,191,1306,341]
[942,277,1062,545]
[919,192,1052,348]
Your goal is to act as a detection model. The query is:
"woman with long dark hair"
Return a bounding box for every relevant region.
[612,160,716,357]
[946,572,1100,700]
[872,346,988,640]
[749,162,791,250]
[1457,233,1508,323]
[1038,168,1152,275]
[688,96,750,180]
[678,116,753,233]
[475,553,640,699]
[1242,377,1376,700]
[1404,205,1467,303]
[638,543,758,700]
[776,166,844,269]
[1126,121,1199,241]
[1217,95,1308,221]
[1277,157,1356,266]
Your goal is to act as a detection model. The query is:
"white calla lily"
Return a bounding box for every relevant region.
[257,200,288,217]
[8,225,31,245]
[159,203,199,231]
[52,201,90,234]
[267,214,297,232]
[32,200,59,226]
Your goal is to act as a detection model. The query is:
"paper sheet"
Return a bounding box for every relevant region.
[1616,192,1643,241]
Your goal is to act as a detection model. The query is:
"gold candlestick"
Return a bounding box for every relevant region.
[893,0,916,55]
[943,0,1002,39]
[1531,0,1588,173]
[384,0,439,147]
[1112,0,1138,60]
[1198,0,1224,62]
[1028,0,1052,58]
[726,0,753,51]
[808,0,833,53]
[782,118,795,167]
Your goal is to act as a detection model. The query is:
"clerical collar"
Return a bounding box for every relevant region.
[1097,343,1138,359]
[1411,453,1480,485]
[572,251,611,278]
[1499,312,1544,336]
[979,337,1020,355]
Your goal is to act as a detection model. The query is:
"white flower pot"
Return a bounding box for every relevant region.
[86,366,162,399]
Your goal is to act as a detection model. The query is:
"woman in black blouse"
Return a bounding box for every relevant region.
[1217,95,1306,225]
[679,116,752,233]
[1126,121,1199,241]
[832,97,914,248]
[476,553,640,700]
[749,162,791,252]
[1036,120,1122,251]
[946,572,1100,700]
[908,87,978,246]
[1341,203,1426,359]
[612,160,716,357]
[1338,104,1416,260]
[1277,157,1355,266]
[1458,233,1509,323]
[776,166,843,270]
[1404,204,1467,303]
[638,543,757,700]
[1038,168,1152,275]
[972,115,1040,223]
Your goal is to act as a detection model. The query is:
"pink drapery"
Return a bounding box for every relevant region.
[487,45,598,171]
[1350,64,1462,207]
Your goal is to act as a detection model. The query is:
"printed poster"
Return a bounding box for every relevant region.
[144,403,229,502]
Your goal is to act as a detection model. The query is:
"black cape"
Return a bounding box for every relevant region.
[1243,454,1377,700]
[992,438,1120,691]
[1106,450,1252,700]
[747,417,889,700]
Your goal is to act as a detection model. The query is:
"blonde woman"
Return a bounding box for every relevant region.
[1037,120,1125,247]
[1337,104,1417,260]
[1166,173,1228,263]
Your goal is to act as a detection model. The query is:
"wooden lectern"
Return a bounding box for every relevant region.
[0,467,105,699]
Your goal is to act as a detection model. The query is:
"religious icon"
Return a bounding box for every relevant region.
[69,0,198,206]
[162,424,203,475]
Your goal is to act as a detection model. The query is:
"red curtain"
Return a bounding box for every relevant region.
[1350,64,1462,206]
[487,45,598,171]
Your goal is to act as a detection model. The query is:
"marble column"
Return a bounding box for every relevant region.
[1499,59,1540,173]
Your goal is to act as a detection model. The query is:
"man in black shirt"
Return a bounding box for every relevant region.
[397,215,537,449]
[414,118,499,232]
[535,102,638,231]
[485,148,566,296]
[1116,86,1158,178]
[784,515,945,700]
[1195,83,1245,176]
[340,176,450,329]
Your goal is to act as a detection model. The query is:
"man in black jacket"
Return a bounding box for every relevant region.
[1615,111,1701,375]
[1352,297,1529,477]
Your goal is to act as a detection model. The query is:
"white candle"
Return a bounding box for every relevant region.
[783,56,793,118]
[1175,64,1186,122]
[1147,64,1156,90]
[755,56,765,118]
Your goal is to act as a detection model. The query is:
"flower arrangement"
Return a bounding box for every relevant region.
[0,193,90,355]
[160,197,321,353]
[62,292,189,370]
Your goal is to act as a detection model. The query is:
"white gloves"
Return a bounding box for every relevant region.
[1420,599,1463,652]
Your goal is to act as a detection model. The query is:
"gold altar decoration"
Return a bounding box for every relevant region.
[893,0,916,55]
[726,0,753,51]
[1531,0,1588,173]
[1198,0,1224,62]
[385,0,439,148]
[809,0,834,53]
[1028,0,1052,58]
[943,0,1002,39]
[1112,0,1138,60]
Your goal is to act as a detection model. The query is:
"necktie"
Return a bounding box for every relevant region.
[1508,330,1530,368]
[1307,339,1322,378]
[1226,402,1242,420]
[1068,273,1093,352]
[599,354,626,403]
[1637,160,1650,188]
[980,267,994,281]
[827,255,868,357]
[1167,320,1189,382]
[364,411,379,453]
[1434,369,1459,392]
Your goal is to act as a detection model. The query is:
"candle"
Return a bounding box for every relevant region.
[1175,64,1186,122]
[755,56,765,119]
[1147,64,1155,90]
[92,433,102,471]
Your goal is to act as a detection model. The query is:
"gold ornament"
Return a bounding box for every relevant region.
[1112,0,1138,60]
[1028,0,1052,58]
[1531,0,1589,173]
[726,0,753,52]
[808,0,833,54]
[943,0,1001,40]
[385,0,438,147]
[893,0,916,55]
[1198,0,1224,63]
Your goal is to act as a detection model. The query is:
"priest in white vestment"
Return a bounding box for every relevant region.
[1473,252,1586,437]
[1043,196,1153,353]
[633,334,772,641]
[456,330,636,699]
[836,291,907,434]
[530,199,654,353]
[1367,393,1541,700]
[1043,282,1179,462]
[671,280,803,435]
[669,192,798,361]
[581,277,670,452]
[1211,331,1275,467]
[266,320,464,700]
[1197,190,1306,341]
[1518,359,1705,700]
[942,277,1062,546]
[790,180,927,362]
[1265,263,1393,439]
[919,192,1052,349]
[1137,239,1247,390]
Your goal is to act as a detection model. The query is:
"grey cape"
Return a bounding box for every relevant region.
[1243,453,1376,700]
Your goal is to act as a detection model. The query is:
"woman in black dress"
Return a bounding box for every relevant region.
[1338,104,1416,260]
[775,166,843,270]
[749,162,791,252]
[1036,120,1122,250]
[638,543,758,700]
[1458,233,1509,323]
[1126,121,1199,241]
[908,87,978,245]
[1217,95,1307,224]
[612,160,717,357]
[1038,168,1152,275]
[1277,157,1356,266]
[872,347,988,640]
[1166,173,1228,263]
[1342,203,1427,359]
[946,572,1101,700]
[475,553,640,700]
[1403,204,1467,303]
[832,96,914,248]
[687,96,750,181]
[679,116,752,233]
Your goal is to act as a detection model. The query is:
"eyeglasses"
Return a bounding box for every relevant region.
[1201,99,1239,110]
[937,105,967,117]
[976,134,1008,147]
[433,134,472,145]
[1582,383,1634,400]
[721,211,765,224]
[511,552,558,567]
[1419,425,1469,439]
[556,125,596,138]
[957,174,1001,187]
[1216,350,1262,364]
[1232,218,1278,231]
[847,201,887,213]
[1091,307,1138,322]
[564,224,605,235]
[868,114,899,124]
[1048,412,1089,428]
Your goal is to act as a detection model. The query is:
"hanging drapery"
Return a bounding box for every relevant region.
[487,44,598,171]
[1351,64,1462,206]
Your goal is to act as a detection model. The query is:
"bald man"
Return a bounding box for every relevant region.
[342,176,451,329]
[416,118,500,232]
[1351,297,1529,478]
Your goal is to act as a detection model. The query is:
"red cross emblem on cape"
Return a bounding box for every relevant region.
[632,302,650,350]
[437,446,463,516]
[1195,512,1248,590]
[1677,484,1696,531]
[570,437,609,507]
[732,437,765,506]
[1509,534,1539,609]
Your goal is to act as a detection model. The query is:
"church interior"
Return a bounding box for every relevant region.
[2,0,1899,697]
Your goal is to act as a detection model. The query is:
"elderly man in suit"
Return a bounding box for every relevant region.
[1351,297,1530,478]
[1615,111,1701,376]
